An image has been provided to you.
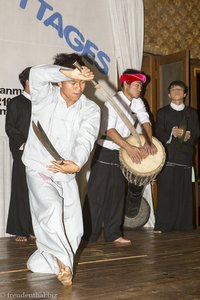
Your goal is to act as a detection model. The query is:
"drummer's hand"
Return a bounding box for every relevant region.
[126,145,144,164]
[48,160,80,174]
[143,142,157,155]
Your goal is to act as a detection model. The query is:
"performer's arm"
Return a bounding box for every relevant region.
[60,66,94,82]
[29,65,93,105]
[142,122,157,155]
[132,98,157,155]
[183,109,200,145]
[155,109,172,143]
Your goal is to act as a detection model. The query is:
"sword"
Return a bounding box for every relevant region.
[32,121,64,164]
[73,60,142,147]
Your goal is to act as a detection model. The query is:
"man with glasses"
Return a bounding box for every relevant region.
[154,80,200,233]
[83,69,157,244]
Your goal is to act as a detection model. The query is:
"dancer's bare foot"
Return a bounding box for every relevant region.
[114,237,131,245]
[57,267,72,286]
[153,230,162,234]
[15,236,28,242]
[56,258,73,286]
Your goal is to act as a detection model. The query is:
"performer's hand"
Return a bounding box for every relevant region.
[172,126,184,138]
[48,160,80,174]
[184,131,191,142]
[143,142,158,155]
[62,66,94,81]
[126,145,145,164]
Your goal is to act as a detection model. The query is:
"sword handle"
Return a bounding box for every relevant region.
[73,61,98,88]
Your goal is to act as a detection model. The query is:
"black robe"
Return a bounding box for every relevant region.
[154,105,200,232]
[6,94,33,236]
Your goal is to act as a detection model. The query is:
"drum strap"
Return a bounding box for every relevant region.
[100,135,112,141]
[93,158,120,167]
[166,162,191,168]
[132,114,139,129]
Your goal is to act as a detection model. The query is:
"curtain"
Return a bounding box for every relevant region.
[109,0,144,75]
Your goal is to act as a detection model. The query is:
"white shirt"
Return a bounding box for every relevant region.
[22,64,100,182]
[22,90,31,100]
[98,91,150,150]
[170,102,185,111]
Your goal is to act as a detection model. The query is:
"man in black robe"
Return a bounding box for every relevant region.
[6,67,34,241]
[154,80,200,233]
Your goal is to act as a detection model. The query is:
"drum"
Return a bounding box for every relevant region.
[123,197,150,230]
[119,135,166,186]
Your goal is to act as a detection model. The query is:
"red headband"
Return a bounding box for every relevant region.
[119,73,146,84]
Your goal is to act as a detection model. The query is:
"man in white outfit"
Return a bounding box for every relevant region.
[22,53,100,286]
[83,69,157,244]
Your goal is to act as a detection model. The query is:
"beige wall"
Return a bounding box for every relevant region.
[144,0,200,59]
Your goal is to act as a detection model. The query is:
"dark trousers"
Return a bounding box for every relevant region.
[83,145,126,242]
[83,145,145,241]
[6,152,34,236]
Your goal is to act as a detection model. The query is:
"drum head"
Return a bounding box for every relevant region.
[123,197,150,230]
[119,135,166,178]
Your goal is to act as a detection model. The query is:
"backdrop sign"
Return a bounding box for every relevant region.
[0,0,117,136]
[0,0,144,236]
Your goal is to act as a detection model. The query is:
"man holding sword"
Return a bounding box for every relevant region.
[22,53,100,286]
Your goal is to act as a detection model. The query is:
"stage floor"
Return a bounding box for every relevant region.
[0,228,200,300]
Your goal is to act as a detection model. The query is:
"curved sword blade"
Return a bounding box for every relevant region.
[32,121,64,163]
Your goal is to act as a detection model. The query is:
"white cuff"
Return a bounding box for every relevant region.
[166,127,176,144]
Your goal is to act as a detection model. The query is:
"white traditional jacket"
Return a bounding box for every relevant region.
[22,64,100,182]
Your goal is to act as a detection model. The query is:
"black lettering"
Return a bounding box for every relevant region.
[0,88,22,95]
[12,89,21,95]
[0,108,6,115]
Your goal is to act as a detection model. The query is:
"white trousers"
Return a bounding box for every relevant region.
[26,168,83,275]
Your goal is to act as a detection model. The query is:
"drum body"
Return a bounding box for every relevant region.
[119,135,166,186]
[124,197,150,230]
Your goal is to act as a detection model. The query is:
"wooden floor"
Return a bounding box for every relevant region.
[0,229,200,300]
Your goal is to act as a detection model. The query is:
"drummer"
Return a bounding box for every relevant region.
[83,69,157,244]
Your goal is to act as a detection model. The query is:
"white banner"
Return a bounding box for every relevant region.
[0,0,144,236]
